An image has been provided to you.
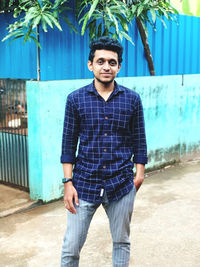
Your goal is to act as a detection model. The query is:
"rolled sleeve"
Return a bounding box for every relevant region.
[60,94,79,164]
[132,95,148,165]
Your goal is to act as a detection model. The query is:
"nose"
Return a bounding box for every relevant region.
[103,61,110,71]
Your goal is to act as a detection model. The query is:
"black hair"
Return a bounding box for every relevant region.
[88,36,123,64]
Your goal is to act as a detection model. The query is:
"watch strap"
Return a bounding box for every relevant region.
[62,178,73,184]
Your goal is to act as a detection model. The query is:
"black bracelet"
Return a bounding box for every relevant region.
[62,178,73,184]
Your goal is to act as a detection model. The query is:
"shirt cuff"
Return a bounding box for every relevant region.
[133,155,148,165]
[60,154,76,164]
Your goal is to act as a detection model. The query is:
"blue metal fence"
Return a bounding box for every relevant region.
[0,79,29,189]
[0,13,37,80]
[0,12,200,81]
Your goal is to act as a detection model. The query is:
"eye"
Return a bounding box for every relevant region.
[97,59,104,65]
[109,60,117,66]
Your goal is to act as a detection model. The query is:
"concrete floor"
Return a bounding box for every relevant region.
[0,159,200,267]
[0,185,36,218]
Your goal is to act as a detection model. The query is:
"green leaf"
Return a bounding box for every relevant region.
[24,12,38,23]
[84,18,96,31]
[2,30,23,42]
[44,12,63,31]
[112,33,118,39]
[32,15,42,29]
[42,14,54,28]
[106,6,113,21]
[137,5,144,17]
[62,16,78,34]
[88,0,99,19]
[89,21,96,40]
[131,5,137,15]
[78,3,87,19]
[81,13,89,35]
[150,8,156,23]
[13,34,25,40]
[115,14,129,32]
[118,32,123,42]
[143,0,150,5]
[78,12,89,24]
[30,35,42,49]
[97,23,102,38]
[41,17,48,32]
[120,30,134,46]
[24,26,33,43]
[112,15,119,34]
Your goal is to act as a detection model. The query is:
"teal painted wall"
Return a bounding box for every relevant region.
[27,75,200,201]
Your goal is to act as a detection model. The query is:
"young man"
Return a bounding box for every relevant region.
[60,37,148,267]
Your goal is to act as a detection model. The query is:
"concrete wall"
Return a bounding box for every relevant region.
[27,75,200,201]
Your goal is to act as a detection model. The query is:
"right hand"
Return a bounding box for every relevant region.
[63,182,79,214]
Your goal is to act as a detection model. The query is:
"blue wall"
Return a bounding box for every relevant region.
[27,75,200,201]
[1,11,200,80]
[0,13,37,80]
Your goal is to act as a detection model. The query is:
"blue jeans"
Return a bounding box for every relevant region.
[61,187,136,267]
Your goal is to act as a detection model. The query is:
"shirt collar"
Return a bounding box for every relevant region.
[86,80,124,96]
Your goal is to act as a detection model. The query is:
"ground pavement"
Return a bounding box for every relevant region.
[0,159,200,267]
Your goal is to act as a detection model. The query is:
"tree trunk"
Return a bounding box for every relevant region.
[136,17,155,76]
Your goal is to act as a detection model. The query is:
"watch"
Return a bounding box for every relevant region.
[62,178,73,184]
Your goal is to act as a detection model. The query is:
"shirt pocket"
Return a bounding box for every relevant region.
[111,108,132,131]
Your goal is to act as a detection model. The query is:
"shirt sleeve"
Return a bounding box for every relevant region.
[60,94,80,164]
[132,95,148,164]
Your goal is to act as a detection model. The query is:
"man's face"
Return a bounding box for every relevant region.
[88,49,121,85]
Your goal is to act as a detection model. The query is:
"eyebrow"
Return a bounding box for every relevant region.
[97,57,117,62]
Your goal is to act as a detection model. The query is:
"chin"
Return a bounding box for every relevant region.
[101,80,114,85]
[96,77,114,84]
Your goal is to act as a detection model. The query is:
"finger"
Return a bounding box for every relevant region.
[65,203,75,214]
[64,201,69,210]
[64,199,73,211]
[68,199,76,214]
[74,193,79,206]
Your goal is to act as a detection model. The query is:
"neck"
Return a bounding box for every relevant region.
[94,79,115,94]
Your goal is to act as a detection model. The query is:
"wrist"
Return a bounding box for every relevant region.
[62,178,73,184]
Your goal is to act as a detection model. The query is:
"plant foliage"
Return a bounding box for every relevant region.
[2,0,77,47]
[126,0,178,36]
[78,0,134,44]
[1,0,178,49]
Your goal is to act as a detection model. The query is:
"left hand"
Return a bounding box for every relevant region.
[134,176,144,192]
[134,163,145,192]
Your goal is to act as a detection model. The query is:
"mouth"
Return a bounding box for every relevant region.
[101,73,112,77]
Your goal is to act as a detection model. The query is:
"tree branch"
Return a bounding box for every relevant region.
[136,17,155,76]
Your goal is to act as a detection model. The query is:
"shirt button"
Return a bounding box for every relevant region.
[104,149,107,152]
[105,116,108,120]
[103,166,107,169]
[104,133,108,136]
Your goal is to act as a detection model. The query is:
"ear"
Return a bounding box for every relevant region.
[88,61,93,72]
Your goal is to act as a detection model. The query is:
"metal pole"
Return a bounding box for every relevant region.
[37,0,42,81]
[36,25,41,81]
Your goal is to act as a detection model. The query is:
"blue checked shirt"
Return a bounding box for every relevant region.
[61,81,148,203]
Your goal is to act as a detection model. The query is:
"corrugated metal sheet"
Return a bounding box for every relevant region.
[0,13,37,80]
[1,12,200,80]
[39,12,92,81]
[0,79,29,189]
